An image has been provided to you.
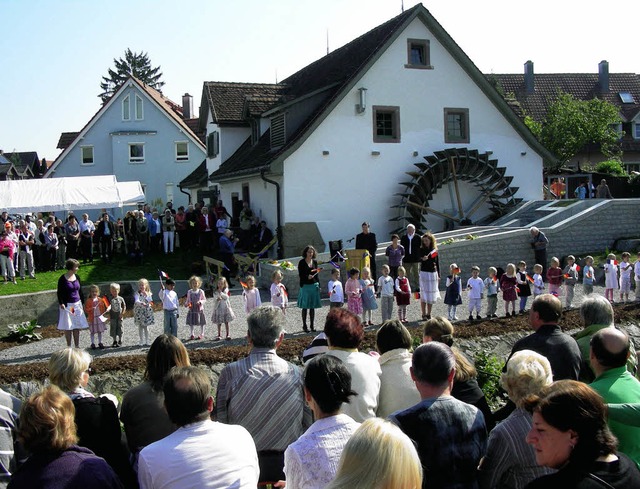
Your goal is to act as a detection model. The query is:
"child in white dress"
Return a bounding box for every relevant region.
[212,277,235,341]
[270,270,288,313]
[604,253,619,303]
[243,275,262,314]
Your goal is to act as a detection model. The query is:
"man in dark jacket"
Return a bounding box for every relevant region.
[355,222,378,279]
[95,213,115,263]
[400,223,421,290]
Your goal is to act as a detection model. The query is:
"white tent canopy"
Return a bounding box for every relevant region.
[0,175,145,213]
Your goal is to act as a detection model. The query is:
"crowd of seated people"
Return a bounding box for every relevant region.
[2,293,640,488]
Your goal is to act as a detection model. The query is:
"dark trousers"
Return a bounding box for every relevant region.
[81,236,93,262]
[100,237,113,261]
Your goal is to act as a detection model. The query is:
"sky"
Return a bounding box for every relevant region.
[1,0,639,161]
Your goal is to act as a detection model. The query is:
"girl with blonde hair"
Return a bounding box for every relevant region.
[326,418,422,489]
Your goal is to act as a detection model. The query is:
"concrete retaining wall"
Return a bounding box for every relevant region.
[0,280,190,336]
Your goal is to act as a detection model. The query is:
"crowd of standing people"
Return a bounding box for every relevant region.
[2,293,640,488]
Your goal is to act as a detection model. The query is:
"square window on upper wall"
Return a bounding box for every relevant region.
[135,95,144,120]
[81,146,94,165]
[122,95,131,121]
[129,143,145,163]
[175,141,189,161]
[444,108,470,144]
[405,39,432,69]
[373,106,401,143]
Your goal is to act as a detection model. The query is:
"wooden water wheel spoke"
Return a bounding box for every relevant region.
[392,148,521,233]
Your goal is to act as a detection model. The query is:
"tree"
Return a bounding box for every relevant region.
[525,91,622,171]
[99,49,164,102]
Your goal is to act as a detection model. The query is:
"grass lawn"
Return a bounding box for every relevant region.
[0,248,204,296]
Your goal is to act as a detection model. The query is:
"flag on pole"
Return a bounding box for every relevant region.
[240,280,248,289]
[158,269,170,282]
[428,249,438,258]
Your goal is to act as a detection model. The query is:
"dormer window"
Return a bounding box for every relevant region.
[405,39,432,69]
[634,122,640,139]
[250,119,260,146]
[135,95,144,120]
[270,114,286,149]
[122,95,130,121]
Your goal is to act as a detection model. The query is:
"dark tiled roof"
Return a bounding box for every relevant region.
[179,159,208,188]
[490,73,640,122]
[2,152,39,175]
[244,94,283,117]
[204,82,283,125]
[57,132,80,150]
[210,6,418,180]
[280,7,415,99]
[184,118,206,144]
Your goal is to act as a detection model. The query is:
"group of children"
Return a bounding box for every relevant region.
[441,250,640,322]
[83,250,640,347]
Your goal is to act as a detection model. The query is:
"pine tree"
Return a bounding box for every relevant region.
[99,49,164,102]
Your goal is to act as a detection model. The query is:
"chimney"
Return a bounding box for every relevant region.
[182,93,194,119]
[598,60,609,93]
[524,60,534,94]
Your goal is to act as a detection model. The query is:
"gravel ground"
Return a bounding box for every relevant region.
[0,282,633,366]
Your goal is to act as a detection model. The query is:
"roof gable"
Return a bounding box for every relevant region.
[47,77,206,176]
[211,3,554,181]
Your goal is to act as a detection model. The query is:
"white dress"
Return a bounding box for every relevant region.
[604,263,619,289]
[283,414,360,489]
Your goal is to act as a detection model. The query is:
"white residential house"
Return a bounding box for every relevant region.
[47,77,206,214]
[185,4,554,257]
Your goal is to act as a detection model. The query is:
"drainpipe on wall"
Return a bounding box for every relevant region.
[260,168,283,259]
[177,184,191,204]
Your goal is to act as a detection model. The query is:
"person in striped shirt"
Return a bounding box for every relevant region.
[0,388,23,488]
[215,306,312,482]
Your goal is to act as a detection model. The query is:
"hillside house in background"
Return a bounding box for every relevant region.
[0,151,44,180]
[491,61,640,173]
[184,3,555,257]
[47,77,206,213]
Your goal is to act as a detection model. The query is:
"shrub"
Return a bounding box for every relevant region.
[474,351,506,409]
[6,320,42,343]
[595,159,626,176]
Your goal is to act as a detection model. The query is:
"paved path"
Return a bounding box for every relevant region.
[0,283,621,366]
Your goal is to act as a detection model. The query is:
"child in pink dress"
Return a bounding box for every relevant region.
[186,275,207,340]
[345,267,363,316]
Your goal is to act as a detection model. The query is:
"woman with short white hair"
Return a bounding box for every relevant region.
[478,350,554,489]
[48,348,136,486]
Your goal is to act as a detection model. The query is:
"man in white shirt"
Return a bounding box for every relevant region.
[138,366,259,489]
[78,213,95,263]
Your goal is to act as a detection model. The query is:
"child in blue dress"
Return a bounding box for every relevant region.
[444,263,462,321]
[360,266,378,325]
